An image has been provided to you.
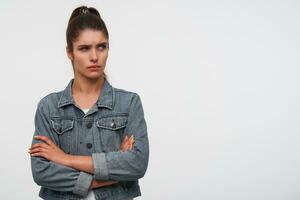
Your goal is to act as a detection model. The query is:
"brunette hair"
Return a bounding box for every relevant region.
[66,6,109,78]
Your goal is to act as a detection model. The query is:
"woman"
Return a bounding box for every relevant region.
[29,6,149,200]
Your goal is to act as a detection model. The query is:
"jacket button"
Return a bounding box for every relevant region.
[86,143,93,149]
[86,122,92,129]
[110,122,116,129]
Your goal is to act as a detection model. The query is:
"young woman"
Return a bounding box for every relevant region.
[29,6,149,200]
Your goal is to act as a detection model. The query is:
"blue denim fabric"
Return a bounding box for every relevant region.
[30,78,149,200]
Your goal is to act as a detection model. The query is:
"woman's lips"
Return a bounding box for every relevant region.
[88,65,101,68]
[87,65,101,71]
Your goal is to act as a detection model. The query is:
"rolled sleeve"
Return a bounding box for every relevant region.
[72,172,93,197]
[92,152,109,180]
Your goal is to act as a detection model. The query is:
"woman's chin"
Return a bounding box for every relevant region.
[83,72,104,80]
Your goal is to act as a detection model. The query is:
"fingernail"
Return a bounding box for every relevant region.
[130,135,134,141]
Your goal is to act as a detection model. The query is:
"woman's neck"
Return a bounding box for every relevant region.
[72,75,104,96]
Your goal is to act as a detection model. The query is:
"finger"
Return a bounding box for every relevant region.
[103,181,118,186]
[126,136,134,146]
[121,136,130,147]
[29,147,48,154]
[126,141,133,151]
[124,136,132,145]
[123,135,128,143]
[123,144,129,151]
[120,136,127,146]
[121,135,135,151]
[128,143,133,150]
[121,136,128,145]
[31,152,49,160]
[29,144,49,152]
[34,135,54,146]
[128,135,135,144]
[121,142,129,152]
[30,152,46,158]
[30,152,41,157]
[121,141,131,152]
[29,142,49,150]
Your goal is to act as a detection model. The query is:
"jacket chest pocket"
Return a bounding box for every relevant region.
[96,115,128,152]
[50,118,74,153]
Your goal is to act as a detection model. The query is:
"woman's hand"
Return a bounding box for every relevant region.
[29,135,70,166]
[90,180,118,189]
[120,135,135,152]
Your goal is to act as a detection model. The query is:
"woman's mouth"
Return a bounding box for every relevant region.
[87,65,101,71]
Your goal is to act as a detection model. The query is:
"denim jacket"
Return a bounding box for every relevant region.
[30,78,149,200]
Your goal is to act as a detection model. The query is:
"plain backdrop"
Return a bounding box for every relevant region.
[0,0,299,199]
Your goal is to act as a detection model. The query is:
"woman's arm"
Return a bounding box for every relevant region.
[90,179,117,189]
[30,134,133,190]
[30,100,92,197]
[30,135,135,174]
[65,135,135,173]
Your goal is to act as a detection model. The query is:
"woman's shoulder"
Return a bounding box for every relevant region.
[112,86,145,113]
[113,86,137,95]
[36,90,64,109]
[113,86,142,102]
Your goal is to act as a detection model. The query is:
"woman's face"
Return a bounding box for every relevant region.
[67,29,109,80]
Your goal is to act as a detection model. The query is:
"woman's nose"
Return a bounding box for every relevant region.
[90,49,98,62]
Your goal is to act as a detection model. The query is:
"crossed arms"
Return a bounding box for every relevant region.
[29,94,149,197]
[29,134,135,189]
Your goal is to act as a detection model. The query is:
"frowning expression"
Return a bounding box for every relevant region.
[67,29,109,80]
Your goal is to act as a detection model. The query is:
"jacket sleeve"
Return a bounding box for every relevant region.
[92,93,149,181]
[30,99,93,197]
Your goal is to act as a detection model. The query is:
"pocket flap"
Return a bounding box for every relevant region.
[96,116,128,130]
[50,119,74,135]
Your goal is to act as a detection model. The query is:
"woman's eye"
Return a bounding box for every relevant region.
[98,45,107,50]
[80,47,89,51]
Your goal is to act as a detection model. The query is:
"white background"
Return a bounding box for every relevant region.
[0,0,299,199]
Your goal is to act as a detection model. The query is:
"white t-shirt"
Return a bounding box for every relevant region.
[82,108,89,115]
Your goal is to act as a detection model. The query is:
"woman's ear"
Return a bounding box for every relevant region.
[66,46,74,60]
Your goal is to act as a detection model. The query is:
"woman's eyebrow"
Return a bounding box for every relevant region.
[97,42,109,46]
[78,42,109,48]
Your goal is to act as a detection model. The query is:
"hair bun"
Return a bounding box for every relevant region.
[79,7,89,15]
[68,6,102,24]
[79,6,101,18]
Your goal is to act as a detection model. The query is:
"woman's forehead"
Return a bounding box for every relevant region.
[74,29,108,45]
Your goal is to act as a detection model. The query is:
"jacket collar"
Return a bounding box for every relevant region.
[58,78,114,110]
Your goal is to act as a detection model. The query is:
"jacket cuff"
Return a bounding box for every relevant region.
[72,171,93,197]
[92,153,109,180]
